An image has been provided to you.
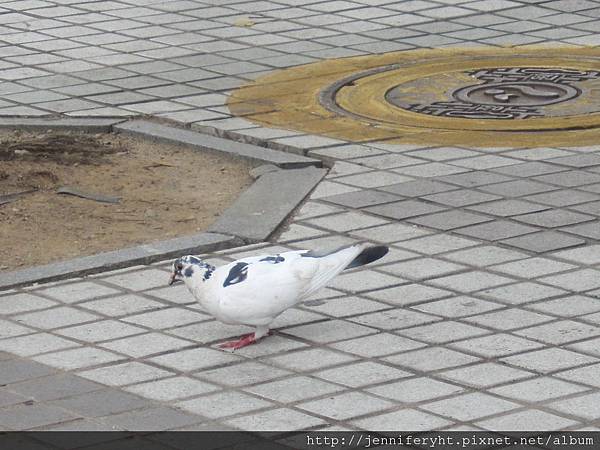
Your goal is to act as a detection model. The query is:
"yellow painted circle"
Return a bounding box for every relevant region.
[228,48,600,147]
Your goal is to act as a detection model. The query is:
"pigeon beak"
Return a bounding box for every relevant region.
[168,273,178,286]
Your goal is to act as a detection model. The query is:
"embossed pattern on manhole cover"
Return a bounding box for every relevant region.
[229,48,600,147]
[391,68,599,119]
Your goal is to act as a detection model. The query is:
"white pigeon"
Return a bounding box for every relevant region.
[169,243,389,349]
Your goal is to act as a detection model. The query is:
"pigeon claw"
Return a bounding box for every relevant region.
[219,333,257,350]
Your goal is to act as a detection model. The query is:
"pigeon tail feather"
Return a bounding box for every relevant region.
[345,245,389,270]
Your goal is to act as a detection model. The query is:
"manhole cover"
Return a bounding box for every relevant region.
[229,48,600,147]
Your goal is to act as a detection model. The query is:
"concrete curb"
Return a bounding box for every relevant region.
[0,118,328,290]
[209,166,328,242]
[115,120,322,169]
[0,233,238,290]
[0,117,126,132]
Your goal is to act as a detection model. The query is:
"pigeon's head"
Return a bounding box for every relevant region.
[169,255,214,286]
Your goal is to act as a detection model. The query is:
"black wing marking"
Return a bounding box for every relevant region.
[259,255,285,264]
[223,262,249,287]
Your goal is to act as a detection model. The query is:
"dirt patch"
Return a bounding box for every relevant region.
[0,129,255,271]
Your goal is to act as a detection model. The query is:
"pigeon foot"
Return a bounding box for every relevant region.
[219,333,257,350]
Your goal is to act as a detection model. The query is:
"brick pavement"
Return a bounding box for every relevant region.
[2,0,600,432]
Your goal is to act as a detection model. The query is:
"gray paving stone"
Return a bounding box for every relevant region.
[367,377,464,403]
[439,171,513,187]
[364,282,451,307]
[100,332,191,358]
[8,374,102,402]
[122,308,209,329]
[450,333,543,357]
[398,320,489,344]
[350,222,430,245]
[421,392,519,421]
[490,376,590,402]
[32,347,125,371]
[540,269,600,292]
[393,162,469,178]
[476,409,579,431]
[103,406,203,431]
[225,408,326,431]
[514,209,595,227]
[515,320,600,345]
[329,332,424,357]
[303,295,388,318]
[552,244,600,265]
[555,362,600,387]
[245,376,344,403]
[56,320,146,343]
[278,319,376,343]
[177,391,273,419]
[305,210,387,232]
[501,347,597,374]
[0,359,56,385]
[0,320,34,339]
[409,210,493,230]
[0,333,78,357]
[49,389,150,418]
[400,234,479,255]
[351,408,452,431]
[380,179,457,196]
[469,199,551,217]
[0,403,79,430]
[365,199,447,220]
[322,189,402,208]
[36,282,122,303]
[490,257,576,278]
[350,308,438,331]
[196,361,291,387]
[547,392,600,421]
[428,271,514,292]
[78,295,165,317]
[78,362,173,386]
[501,231,585,253]
[535,170,600,187]
[525,189,599,207]
[412,295,503,318]
[15,306,99,330]
[384,346,480,372]
[124,377,218,402]
[0,293,57,314]
[378,257,466,280]
[0,390,28,408]
[480,179,557,197]
[297,391,394,421]
[465,308,554,331]
[327,270,402,293]
[492,161,567,177]
[438,362,533,388]
[455,220,539,241]
[99,268,169,291]
[148,347,243,372]
[549,153,600,168]
[444,245,528,266]
[530,295,600,317]
[314,361,412,387]
[424,189,501,207]
[264,348,356,372]
[479,281,567,305]
[571,200,600,216]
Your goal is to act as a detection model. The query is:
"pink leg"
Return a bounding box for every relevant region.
[219,333,257,350]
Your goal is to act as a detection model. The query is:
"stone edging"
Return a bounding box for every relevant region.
[0,118,327,290]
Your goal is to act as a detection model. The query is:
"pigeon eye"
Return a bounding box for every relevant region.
[176,263,183,271]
